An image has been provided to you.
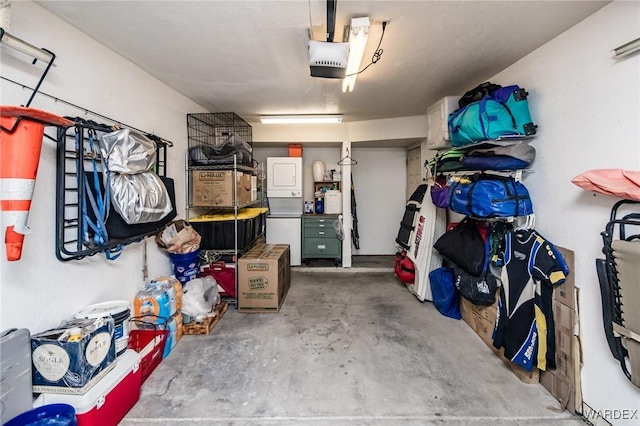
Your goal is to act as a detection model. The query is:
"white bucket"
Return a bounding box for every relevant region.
[75,300,131,357]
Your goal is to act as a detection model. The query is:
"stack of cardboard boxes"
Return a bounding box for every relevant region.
[459,288,540,384]
[459,247,581,411]
[540,247,581,414]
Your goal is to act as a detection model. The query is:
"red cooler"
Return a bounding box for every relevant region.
[37,349,142,426]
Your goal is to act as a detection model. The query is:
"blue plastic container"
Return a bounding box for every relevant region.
[5,403,77,426]
[169,250,201,285]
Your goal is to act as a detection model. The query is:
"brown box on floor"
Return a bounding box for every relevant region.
[459,294,540,384]
[238,244,290,313]
[540,246,581,415]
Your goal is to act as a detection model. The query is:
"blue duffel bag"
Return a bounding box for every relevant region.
[448,85,536,147]
[448,174,533,218]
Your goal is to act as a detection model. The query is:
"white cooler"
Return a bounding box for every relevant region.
[324,190,342,214]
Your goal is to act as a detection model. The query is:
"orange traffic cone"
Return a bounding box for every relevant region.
[0,106,73,261]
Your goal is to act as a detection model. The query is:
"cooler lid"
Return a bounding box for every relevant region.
[75,301,131,319]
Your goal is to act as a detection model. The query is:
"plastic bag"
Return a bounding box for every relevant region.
[100,128,157,174]
[181,277,220,322]
[99,127,172,225]
[333,215,345,241]
[109,172,173,224]
[429,267,461,319]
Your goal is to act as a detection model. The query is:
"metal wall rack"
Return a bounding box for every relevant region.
[55,118,171,261]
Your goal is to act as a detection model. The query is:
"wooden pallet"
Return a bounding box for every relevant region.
[182,301,229,335]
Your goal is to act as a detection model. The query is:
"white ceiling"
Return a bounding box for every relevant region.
[35,0,609,123]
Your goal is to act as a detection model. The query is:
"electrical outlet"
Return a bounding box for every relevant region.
[371,19,391,26]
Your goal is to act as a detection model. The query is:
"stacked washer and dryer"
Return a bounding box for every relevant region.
[265,157,303,266]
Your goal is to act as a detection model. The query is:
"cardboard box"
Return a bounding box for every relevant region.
[238,244,290,313]
[554,247,575,309]
[459,295,540,384]
[540,246,581,415]
[540,298,580,414]
[240,173,252,204]
[31,318,117,394]
[250,175,258,201]
[540,372,575,414]
[191,170,240,207]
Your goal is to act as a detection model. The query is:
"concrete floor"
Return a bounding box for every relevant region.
[122,268,585,425]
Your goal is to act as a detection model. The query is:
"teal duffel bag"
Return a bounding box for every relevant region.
[448,86,537,147]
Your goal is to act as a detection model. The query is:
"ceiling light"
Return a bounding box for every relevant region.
[260,115,343,124]
[613,37,640,58]
[342,17,370,93]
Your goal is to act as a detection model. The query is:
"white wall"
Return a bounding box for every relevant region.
[491,2,640,423]
[0,1,206,333]
[351,147,407,255]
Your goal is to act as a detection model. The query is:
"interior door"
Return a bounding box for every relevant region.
[406,147,422,199]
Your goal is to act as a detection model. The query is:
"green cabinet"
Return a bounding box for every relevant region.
[302,214,342,265]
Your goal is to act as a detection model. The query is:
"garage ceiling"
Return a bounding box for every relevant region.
[35,0,609,123]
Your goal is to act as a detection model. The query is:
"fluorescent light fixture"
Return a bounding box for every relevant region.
[342,17,370,93]
[260,115,343,124]
[0,28,54,64]
[614,37,640,58]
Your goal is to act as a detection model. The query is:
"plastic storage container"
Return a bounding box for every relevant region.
[5,404,77,426]
[190,208,268,250]
[324,190,342,214]
[288,143,303,157]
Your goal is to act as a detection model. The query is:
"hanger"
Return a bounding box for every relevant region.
[338,148,358,165]
[514,214,536,230]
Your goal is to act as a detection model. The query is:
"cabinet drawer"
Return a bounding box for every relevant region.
[304,226,336,238]
[303,238,341,257]
[303,215,338,227]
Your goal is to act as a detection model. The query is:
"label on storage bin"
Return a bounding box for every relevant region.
[85,332,112,366]
[248,276,269,290]
[32,344,70,381]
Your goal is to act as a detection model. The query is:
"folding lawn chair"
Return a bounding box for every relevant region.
[596,199,640,387]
